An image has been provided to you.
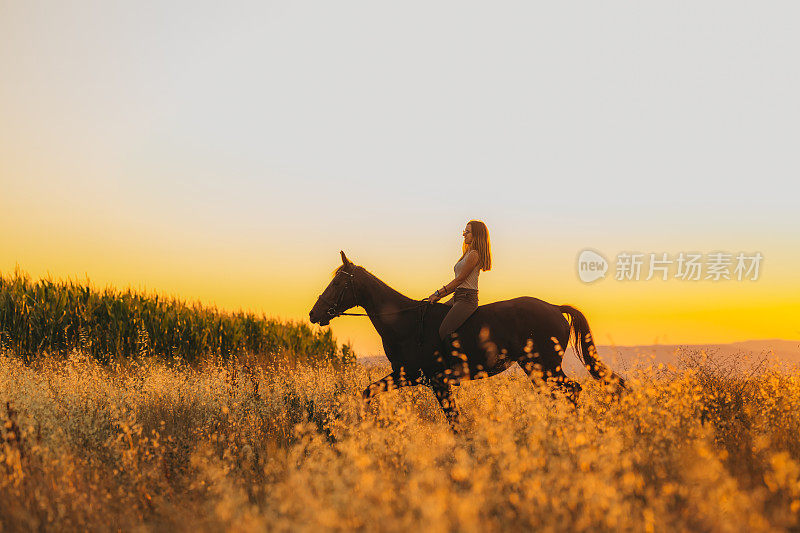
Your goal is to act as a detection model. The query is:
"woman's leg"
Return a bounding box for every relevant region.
[438,300,478,341]
[436,298,478,384]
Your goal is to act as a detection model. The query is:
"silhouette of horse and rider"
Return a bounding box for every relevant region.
[309,221,626,431]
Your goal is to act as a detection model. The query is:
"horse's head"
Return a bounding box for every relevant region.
[309,251,362,326]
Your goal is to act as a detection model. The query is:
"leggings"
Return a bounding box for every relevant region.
[439,288,478,341]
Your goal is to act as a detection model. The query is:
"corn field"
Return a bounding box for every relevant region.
[0,269,353,366]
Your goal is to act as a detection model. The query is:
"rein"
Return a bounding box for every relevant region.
[339,303,427,317]
[318,269,430,345]
[319,270,429,318]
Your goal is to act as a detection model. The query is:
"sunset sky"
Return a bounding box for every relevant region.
[2,1,798,356]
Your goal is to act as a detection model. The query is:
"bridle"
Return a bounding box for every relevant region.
[316,269,430,346]
[318,270,363,319]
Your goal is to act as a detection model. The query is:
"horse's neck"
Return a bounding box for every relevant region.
[359,272,419,339]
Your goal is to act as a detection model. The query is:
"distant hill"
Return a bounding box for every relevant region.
[561,338,800,376]
[358,339,800,377]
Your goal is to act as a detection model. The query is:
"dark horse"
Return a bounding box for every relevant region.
[309,252,627,430]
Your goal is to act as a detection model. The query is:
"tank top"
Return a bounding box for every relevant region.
[454,250,480,290]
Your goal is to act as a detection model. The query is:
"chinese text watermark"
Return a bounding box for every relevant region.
[577,250,762,283]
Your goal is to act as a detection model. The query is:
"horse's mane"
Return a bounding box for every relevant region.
[331,264,403,298]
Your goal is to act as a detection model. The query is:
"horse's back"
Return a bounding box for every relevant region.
[468,296,569,344]
[430,295,566,342]
[475,296,561,317]
[458,296,570,378]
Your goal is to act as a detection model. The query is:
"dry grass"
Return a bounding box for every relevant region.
[2,350,800,532]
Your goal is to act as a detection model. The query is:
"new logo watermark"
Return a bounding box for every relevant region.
[577,249,609,283]
[577,249,762,283]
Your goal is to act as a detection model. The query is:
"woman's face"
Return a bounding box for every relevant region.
[462,224,473,245]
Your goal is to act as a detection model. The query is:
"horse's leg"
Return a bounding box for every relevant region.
[548,368,582,405]
[420,334,470,388]
[430,380,462,433]
[517,338,581,406]
[362,367,426,403]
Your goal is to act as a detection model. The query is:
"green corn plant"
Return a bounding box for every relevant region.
[0,268,353,367]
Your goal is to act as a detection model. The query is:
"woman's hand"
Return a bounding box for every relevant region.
[427,289,442,303]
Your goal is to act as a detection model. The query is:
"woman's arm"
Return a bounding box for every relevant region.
[442,250,480,294]
[428,250,479,302]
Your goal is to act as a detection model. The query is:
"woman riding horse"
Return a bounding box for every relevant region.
[426,220,492,355]
[308,233,627,431]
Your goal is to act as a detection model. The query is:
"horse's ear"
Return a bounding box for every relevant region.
[340,250,352,266]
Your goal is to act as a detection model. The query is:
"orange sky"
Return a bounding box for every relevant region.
[3,206,798,356]
[2,2,798,356]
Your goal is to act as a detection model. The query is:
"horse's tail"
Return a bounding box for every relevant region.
[559,305,628,391]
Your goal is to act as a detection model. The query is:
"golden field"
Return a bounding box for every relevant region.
[1,351,800,532]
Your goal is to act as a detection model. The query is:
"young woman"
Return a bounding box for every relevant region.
[427,219,492,343]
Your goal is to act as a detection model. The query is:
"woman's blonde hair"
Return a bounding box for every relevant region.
[462,219,492,271]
